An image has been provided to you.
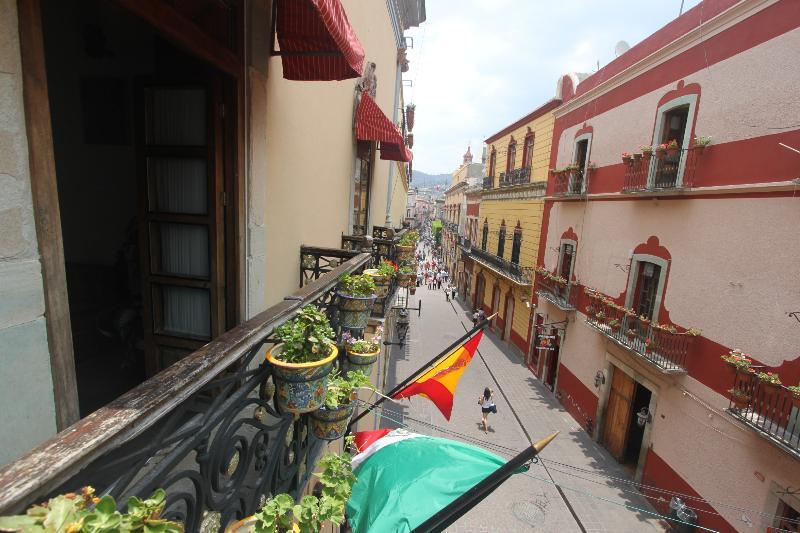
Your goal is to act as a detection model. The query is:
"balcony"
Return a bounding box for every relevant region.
[499,167,531,187]
[727,371,800,459]
[622,147,702,192]
[469,247,531,285]
[458,236,472,253]
[553,169,585,197]
[585,298,694,374]
[535,276,578,311]
[0,252,375,528]
[482,176,494,189]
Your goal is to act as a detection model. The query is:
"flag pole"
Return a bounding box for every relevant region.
[411,431,560,533]
[347,313,497,430]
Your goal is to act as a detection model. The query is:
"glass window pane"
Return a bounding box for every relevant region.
[148,157,208,214]
[151,223,210,278]
[146,88,206,146]
[158,285,211,339]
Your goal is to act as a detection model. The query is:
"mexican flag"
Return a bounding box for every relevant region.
[346,428,509,532]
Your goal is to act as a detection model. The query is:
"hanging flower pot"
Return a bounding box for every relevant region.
[406,104,415,132]
[267,343,338,415]
[406,133,414,148]
[655,146,667,160]
[311,395,357,441]
[396,267,416,288]
[728,388,752,410]
[336,274,378,329]
[409,286,417,295]
[395,244,415,262]
[625,329,637,341]
[364,268,391,298]
[790,390,800,409]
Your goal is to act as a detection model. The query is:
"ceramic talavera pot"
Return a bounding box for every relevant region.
[311,394,357,441]
[342,346,380,374]
[336,292,377,329]
[395,245,414,262]
[225,517,300,533]
[397,272,416,288]
[363,268,391,298]
[266,343,338,414]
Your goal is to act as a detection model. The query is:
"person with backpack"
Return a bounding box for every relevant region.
[478,387,496,434]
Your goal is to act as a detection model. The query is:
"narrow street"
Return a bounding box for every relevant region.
[377,278,669,532]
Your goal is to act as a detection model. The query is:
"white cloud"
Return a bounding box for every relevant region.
[404,0,703,173]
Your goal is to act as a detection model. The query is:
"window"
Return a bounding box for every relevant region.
[522,134,534,168]
[352,141,372,235]
[510,225,522,264]
[624,255,668,321]
[649,94,698,188]
[488,148,496,177]
[506,140,516,171]
[497,222,506,258]
[558,242,575,282]
[570,134,592,194]
[481,221,488,251]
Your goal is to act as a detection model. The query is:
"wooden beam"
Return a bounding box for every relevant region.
[16,0,80,430]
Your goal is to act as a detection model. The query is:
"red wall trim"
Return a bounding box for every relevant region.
[641,449,735,533]
[556,363,598,432]
[485,99,562,144]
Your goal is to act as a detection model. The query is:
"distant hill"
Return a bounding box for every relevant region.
[412,170,450,190]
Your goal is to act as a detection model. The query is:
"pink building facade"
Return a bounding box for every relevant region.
[534,1,800,531]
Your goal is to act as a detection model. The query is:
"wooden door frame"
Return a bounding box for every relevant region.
[16,0,246,428]
[502,292,514,341]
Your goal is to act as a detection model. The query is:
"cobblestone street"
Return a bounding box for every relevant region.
[376,281,669,532]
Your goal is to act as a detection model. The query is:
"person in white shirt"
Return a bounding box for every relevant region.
[478,387,496,434]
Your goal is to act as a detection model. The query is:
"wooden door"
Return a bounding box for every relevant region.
[603,367,636,461]
[137,79,227,375]
[503,296,514,340]
[491,287,500,329]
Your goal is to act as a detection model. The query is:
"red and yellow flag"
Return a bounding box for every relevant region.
[392,331,484,420]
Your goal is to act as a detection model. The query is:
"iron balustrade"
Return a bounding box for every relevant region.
[553,169,585,196]
[499,167,532,187]
[535,276,578,311]
[300,245,359,286]
[0,253,374,531]
[622,147,702,192]
[469,247,531,285]
[482,176,494,189]
[585,298,693,373]
[727,371,800,459]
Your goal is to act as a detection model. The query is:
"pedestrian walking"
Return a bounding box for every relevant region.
[436,272,442,290]
[445,287,450,302]
[478,387,496,434]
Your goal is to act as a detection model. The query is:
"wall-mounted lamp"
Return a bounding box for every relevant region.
[636,406,652,427]
[594,371,605,388]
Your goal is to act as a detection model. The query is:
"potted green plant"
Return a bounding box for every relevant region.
[266,305,338,414]
[756,371,782,401]
[625,329,637,341]
[553,275,568,287]
[787,384,800,408]
[0,487,182,532]
[728,388,752,410]
[639,314,651,326]
[311,370,375,440]
[341,328,383,373]
[336,274,377,329]
[364,260,397,298]
[595,311,605,322]
[397,265,417,288]
[621,152,634,166]
[227,451,356,533]
[608,319,621,332]
[395,233,416,262]
[665,139,680,157]
[655,143,668,159]
[720,349,752,379]
[693,136,712,153]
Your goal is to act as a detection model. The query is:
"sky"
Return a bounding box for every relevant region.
[403,0,703,174]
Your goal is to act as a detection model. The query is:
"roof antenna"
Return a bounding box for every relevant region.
[679,0,685,16]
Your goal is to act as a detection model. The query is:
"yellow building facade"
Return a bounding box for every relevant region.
[471,99,560,355]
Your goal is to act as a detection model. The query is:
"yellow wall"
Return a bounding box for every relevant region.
[263,0,399,306]
[389,161,410,226]
[487,112,554,187]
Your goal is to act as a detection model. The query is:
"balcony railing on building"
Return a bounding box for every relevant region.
[727,371,800,459]
[469,247,531,285]
[584,294,695,374]
[0,252,375,530]
[622,147,703,192]
[535,276,578,311]
[458,236,472,253]
[552,168,585,197]
[499,166,531,187]
[482,176,494,189]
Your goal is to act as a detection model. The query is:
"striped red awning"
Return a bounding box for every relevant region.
[355,92,413,162]
[275,0,365,81]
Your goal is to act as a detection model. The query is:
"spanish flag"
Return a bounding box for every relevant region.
[392,330,483,420]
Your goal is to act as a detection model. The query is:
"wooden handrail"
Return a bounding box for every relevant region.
[0,252,372,514]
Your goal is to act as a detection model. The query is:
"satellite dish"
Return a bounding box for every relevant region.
[614,40,630,57]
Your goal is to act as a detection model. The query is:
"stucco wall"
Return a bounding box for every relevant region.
[262,0,399,306]
[0,0,58,466]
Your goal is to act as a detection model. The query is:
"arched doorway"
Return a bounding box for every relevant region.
[474,274,485,312]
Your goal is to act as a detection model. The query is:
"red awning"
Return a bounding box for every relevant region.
[275,0,365,81]
[355,92,413,162]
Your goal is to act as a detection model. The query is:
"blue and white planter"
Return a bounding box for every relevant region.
[336,292,377,329]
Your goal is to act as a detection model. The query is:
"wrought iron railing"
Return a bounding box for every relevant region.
[499,166,531,187]
[727,372,800,459]
[0,253,374,530]
[482,176,494,189]
[622,147,702,192]
[553,169,585,196]
[469,247,531,285]
[535,277,578,311]
[585,299,693,373]
[300,245,360,286]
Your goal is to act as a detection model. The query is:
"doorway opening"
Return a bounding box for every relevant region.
[602,366,653,476]
[543,331,560,391]
[503,294,514,341]
[41,0,235,416]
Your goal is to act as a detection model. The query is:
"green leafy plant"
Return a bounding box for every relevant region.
[625,329,637,339]
[685,327,702,337]
[721,349,753,371]
[405,229,420,242]
[252,452,355,533]
[322,370,375,409]
[666,139,679,150]
[728,388,752,401]
[342,328,382,354]
[398,265,415,275]
[756,371,782,386]
[337,274,376,298]
[0,487,182,533]
[397,233,416,246]
[375,260,398,278]
[274,305,335,364]
[640,145,654,153]
[608,319,621,330]
[693,136,712,147]
[652,322,677,333]
[787,384,800,397]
